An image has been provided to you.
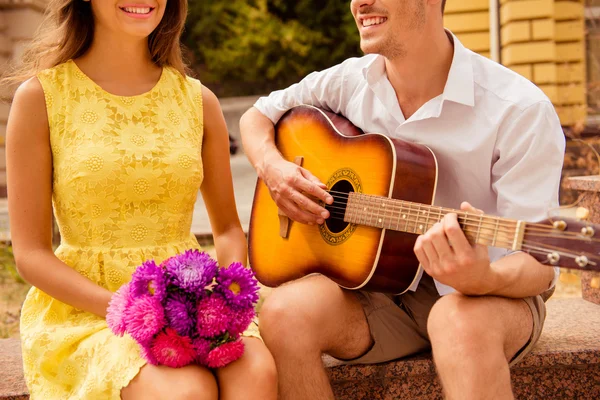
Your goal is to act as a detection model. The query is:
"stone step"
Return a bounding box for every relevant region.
[323,298,600,399]
[1,298,598,399]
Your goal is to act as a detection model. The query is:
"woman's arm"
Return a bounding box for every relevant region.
[199,86,247,267]
[6,78,113,317]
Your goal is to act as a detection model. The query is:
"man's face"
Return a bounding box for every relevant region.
[350,0,426,60]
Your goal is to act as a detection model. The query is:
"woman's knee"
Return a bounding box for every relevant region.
[121,364,218,400]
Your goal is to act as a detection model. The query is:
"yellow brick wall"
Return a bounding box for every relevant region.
[444,0,491,58]
[441,1,587,127]
[496,0,586,126]
[553,0,586,126]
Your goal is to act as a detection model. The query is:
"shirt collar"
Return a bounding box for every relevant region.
[361,29,475,108]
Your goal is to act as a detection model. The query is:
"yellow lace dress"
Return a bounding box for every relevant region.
[19,60,258,399]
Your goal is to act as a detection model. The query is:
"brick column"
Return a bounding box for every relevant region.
[498,0,587,126]
[500,0,557,93]
[553,0,586,126]
[563,176,600,305]
[0,1,47,198]
[444,0,492,58]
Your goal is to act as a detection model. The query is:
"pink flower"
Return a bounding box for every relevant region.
[106,283,133,336]
[139,342,159,366]
[193,338,212,365]
[228,307,256,337]
[124,295,166,343]
[206,340,245,369]
[150,328,197,368]
[196,296,232,338]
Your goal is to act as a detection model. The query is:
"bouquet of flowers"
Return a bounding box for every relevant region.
[106,249,260,369]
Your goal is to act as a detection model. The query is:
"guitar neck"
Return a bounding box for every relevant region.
[344,192,525,251]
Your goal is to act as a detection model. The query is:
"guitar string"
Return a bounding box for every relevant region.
[321,210,600,265]
[322,192,599,239]
[325,208,600,245]
[323,210,600,259]
[325,205,600,242]
[324,189,588,232]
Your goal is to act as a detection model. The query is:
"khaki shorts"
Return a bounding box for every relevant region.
[336,273,546,367]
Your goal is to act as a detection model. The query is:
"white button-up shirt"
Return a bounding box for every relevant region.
[253,31,565,295]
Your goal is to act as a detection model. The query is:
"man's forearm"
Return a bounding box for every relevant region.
[240,107,282,178]
[485,252,556,298]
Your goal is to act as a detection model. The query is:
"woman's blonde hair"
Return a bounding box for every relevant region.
[2,0,190,87]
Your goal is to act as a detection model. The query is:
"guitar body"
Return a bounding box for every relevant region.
[248,105,438,294]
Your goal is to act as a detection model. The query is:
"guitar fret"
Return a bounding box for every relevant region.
[414,204,420,234]
[347,193,354,223]
[405,203,411,232]
[493,218,499,247]
[367,195,372,227]
[476,215,483,244]
[361,194,367,226]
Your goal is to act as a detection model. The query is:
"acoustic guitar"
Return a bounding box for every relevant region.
[248,105,600,294]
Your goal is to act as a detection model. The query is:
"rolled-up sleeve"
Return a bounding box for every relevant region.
[491,100,566,288]
[253,63,348,124]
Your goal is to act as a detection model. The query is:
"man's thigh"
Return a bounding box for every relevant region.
[428,291,546,367]
[332,274,440,365]
[260,274,374,360]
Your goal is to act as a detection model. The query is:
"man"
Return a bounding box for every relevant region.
[239,0,565,399]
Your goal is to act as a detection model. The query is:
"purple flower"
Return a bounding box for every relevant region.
[164,292,196,337]
[206,340,245,368]
[164,250,218,294]
[196,296,232,338]
[130,260,167,302]
[215,262,260,310]
[228,307,256,338]
[124,295,166,344]
[106,283,133,336]
[150,328,197,368]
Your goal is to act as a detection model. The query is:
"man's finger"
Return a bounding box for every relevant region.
[299,168,333,204]
[289,189,329,220]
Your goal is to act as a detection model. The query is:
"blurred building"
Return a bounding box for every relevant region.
[0,0,598,202]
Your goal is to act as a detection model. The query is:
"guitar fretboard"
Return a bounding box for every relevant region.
[344,192,524,251]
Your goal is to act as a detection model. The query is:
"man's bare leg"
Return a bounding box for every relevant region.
[427,293,534,400]
[258,275,373,400]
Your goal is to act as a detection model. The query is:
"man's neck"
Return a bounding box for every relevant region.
[385,29,454,120]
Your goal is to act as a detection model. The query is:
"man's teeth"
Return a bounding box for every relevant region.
[124,7,151,14]
[363,17,387,27]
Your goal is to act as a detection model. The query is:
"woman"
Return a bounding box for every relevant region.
[3,0,277,398]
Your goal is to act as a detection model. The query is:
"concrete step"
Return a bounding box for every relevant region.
[323,298,600,399]
[1,298,598,399]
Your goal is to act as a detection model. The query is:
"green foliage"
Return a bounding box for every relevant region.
[182,0,361,97]
[0,245,23,284]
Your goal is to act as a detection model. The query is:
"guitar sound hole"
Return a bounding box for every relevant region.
[326,180,354,234]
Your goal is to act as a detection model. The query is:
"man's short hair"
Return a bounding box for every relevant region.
[442,0,447,13]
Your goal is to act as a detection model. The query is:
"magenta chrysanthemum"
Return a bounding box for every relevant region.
[139,342,159,366]
[164,292,196,337]
[124,295,166,343]
[228,307,256,338]
[196,296,232,338]
[130,260,167,302]
[164,250,218,294]
[215,262,260,310]
[106,283,133,336]
[193,338,212,365]
[150,328,197,368]
[205,340,245,369]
